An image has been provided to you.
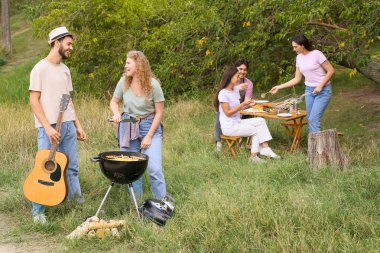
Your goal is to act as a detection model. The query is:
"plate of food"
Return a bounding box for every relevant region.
[243,108,254,113]
[243,108,266,113]
[253,110,266,113]
[254,100,270,104]
[277,113,292,117]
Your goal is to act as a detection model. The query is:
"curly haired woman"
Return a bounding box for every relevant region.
[110,50,167,200]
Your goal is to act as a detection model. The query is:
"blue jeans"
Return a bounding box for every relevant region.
[305,85,332,133]
[32,121,82,216]
[119,117,166,199]
[215,112,222,142]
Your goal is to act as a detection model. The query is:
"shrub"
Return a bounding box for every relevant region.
[32,0,380,98]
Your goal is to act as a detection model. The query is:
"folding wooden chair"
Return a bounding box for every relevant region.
[220,134,241,158]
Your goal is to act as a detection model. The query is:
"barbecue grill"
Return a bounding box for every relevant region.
[91,151,149,219]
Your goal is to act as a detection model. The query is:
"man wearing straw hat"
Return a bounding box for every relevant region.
[28,26,87,224]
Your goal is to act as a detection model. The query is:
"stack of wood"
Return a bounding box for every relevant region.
[308,128,348,170]
[66,216,125,239]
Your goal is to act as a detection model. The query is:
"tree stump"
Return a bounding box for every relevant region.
[308,129,348,170]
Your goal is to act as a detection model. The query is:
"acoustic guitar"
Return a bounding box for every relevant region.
[23,94,71,206]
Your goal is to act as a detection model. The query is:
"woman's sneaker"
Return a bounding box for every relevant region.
[249,156,266,163]
[260,147,281,159]
[216,142,222,152]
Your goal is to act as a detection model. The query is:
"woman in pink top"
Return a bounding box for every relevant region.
[270,34,335,133]
[214,66,280,163]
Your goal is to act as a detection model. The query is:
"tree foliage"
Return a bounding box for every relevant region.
[32,0,380,97]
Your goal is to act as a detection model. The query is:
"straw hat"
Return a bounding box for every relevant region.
[48,26,73,45]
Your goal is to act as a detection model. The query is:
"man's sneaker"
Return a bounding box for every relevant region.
[249,156,266,163]
[260,147,281,159]
[216,142,222,152]
[33,213,47,224]
[67,195,85,205]
[77,195,85,205]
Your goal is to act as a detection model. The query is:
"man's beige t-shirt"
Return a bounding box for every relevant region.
[29,59,76,128]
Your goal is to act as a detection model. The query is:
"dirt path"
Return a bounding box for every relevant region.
[11,27,32,37]
[0,213,64,253]
[340,87,380,109]
[339,86,380,132]
[0,214,19,253]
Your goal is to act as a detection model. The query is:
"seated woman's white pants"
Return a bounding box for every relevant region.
[221,117,272,153]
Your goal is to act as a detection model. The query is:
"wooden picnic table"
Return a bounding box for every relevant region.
[240,106,308,152]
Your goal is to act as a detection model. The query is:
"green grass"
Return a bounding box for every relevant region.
[0,13,46,103]
[1,12,47,60]
[0,90,379,252]
[0,58,38,102]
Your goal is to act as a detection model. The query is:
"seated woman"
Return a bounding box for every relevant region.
[214,66,280,163]
[215,59,253,151]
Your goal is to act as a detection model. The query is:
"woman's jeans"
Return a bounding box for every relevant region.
[120,118,166,200]
[215,112,222,142]
[305,85,332,133]
[32,121,82,216]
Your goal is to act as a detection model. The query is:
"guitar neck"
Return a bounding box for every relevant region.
[48,111,65,161]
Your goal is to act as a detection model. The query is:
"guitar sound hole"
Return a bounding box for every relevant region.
[45,160,56,172]
[50,164,61,182]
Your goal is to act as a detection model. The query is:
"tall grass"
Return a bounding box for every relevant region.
[0,93,379,252]
[1,59,379,252]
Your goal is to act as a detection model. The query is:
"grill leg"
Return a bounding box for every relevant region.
[128,183,141,219]
[95,181,114,217]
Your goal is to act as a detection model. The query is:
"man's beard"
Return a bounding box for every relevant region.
[58,46,69,59]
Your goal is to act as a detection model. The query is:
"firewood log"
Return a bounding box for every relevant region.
[66,217,125,239]
[88,220,125,230]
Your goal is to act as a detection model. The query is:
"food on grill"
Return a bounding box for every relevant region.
[105,155,145,161]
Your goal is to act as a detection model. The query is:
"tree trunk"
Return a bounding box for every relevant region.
[308,129,348,170]
[339,58,380,85]
[356,59,380,85]
[1,0,11,54]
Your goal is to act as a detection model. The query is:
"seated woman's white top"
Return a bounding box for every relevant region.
[218,87,241,129]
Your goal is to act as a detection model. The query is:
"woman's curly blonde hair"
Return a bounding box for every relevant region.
[124,50,153,96]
